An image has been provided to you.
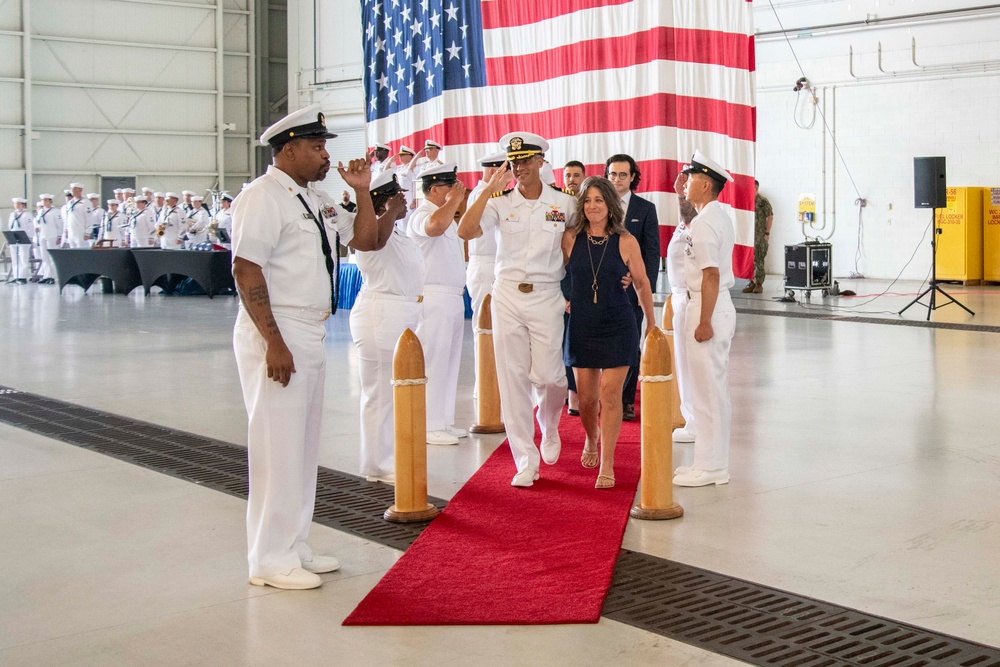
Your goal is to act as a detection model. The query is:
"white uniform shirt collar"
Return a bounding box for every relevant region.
[266,164,310,198]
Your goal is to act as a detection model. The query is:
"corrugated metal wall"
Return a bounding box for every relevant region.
[0,0,254,209]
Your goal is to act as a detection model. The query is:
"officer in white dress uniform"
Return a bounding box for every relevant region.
[407,163,468,446]
[393,145,418,211]
[411,139,445,178]
[668,172,699,444]
[673,150,736,488]
[34,194,63,283]
[7,198,32,283]
[186,195,211,246]
[231,103,378,591]
[157,193,185,249]
[87,194,103,242]
[99,200,125,246]
[62,184,93,248]
[350,171,423,482]
[369,143,392,178]
[213,193,233,246]
[128,196,155,247]
[459,132,576,487]
[466,151,508,393]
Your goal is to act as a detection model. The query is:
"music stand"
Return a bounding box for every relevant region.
[216,228,231,244]
[3,230,31,283]
[898,209,974,320]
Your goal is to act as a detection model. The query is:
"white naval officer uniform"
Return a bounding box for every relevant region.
[351,224,425,479]
[128,206,156,248]
[185,203,211,246]
[481,181,575,475]
[683,198,736,473]
[34,201,63,280]
[63,195,93,248]
[667,221,696,436]
[88,196,104,242]
[232,163,356,579]
[214,205,233,247]
[7,203,33,281]
[158,204,185,249]
[407,194,466,434]
[99,203,125,246]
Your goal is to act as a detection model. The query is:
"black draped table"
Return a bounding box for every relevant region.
[47,248,143,295]
[130,248,236,298]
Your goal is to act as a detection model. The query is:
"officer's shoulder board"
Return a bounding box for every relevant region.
[550,184,574,196]
[491,187,514,198]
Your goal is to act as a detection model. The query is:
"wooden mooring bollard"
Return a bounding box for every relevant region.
[630,327,684,521]
[384,328,439,523]
[469,294,505,434]
[661,295,685,431]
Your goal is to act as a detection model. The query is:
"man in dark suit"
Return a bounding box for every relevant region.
[605,153,660,421]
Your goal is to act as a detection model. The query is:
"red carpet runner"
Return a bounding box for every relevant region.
[343,408,641,625]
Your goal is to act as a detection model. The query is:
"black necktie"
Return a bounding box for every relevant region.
[296,193,339,314]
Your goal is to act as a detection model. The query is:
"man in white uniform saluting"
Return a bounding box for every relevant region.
[674,150,736,488]
[231,104,377,590]
[459,132,576,488]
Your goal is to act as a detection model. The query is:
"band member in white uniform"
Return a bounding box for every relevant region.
[7,198,32,283]
[669,172,699,443]
[186,195,211,246]
[128,196,155,247]
[407,163,468,446]
[34,194,63,283]
[87,194,104,243]
[213,193,233,246]
[466,151,508,395]
[99,200,125,247]
[181,190,195,216]
[151,192,166,222]
[673,150,736,488]
[63,183,93,248]
[459,132,576,487]
[232,104,377,591]
[158,193,185,249]
[350,171,423,482]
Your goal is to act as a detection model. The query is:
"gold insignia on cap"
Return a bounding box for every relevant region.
[318,112,326,127]
[510,137,523,151]
[289,131,295,137]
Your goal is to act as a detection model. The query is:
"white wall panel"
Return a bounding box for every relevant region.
[33,0,217,48]
[0,130,24,169]
[224,54,249,91]
[31,41,217,89]
[0,0,21,30]
[224,96,250,133]
[0,35,22,77]
[0,83,22,124]
[33,133,216,172]
[32,87,218,132]
[224,13,249,52]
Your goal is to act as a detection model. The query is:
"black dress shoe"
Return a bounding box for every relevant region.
[622,403,636,422]
[567,408,580,416]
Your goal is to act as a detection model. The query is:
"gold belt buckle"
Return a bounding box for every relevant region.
[518,283,533,293]
[417,295,423,303]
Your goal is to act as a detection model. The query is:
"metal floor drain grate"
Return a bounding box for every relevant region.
[604,551,1000,666]
[2,385,998,665]
[735,307,1000,334]
[0,386,442,551]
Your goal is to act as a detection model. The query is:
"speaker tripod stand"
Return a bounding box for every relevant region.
[899,209,975,320]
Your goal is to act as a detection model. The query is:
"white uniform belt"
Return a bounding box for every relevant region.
[421,284,465,296]
[687,289,733,300]
[359,287,423,303]
[671,287,688,296]
[469,253,497,260]
[270,305,331,322]
[496,278,562,293]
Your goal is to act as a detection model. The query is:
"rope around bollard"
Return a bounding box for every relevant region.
[390,377,428,387]
[638,374,674,383]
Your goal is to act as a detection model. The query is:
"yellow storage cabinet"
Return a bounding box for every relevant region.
[984,188,1000,282]
[935,187,984,283]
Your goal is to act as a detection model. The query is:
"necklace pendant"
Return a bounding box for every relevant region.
[593,290,598,304]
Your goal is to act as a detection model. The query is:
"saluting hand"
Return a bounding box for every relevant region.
[485,162,511,196]
[445,180,467,206]
[339,158,372,191]
[674,172,689,200]
[385,192,407,220]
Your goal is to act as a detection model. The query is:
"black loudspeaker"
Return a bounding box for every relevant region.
[914,157,946,208]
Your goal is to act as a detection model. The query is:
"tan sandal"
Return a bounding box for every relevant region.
[595,474,616,489]
[581,446,599,468]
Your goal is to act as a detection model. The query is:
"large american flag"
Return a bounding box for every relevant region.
[363,0,756,276]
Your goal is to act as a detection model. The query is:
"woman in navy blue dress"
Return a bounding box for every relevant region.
[562,177,655,488]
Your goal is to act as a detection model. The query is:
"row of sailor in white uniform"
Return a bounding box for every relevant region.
[6,187,234,282]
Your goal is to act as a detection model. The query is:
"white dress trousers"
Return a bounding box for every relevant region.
[233,308,326,578]
[34,209,62,279]
[416,287,465,431]
[7,212,32,280]
[350,293,422,477]
[683,290,736,471]
[491,279,566,473]
[670,290,696,431]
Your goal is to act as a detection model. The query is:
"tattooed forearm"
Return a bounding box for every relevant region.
[679,199,697,225]
[233,257,285,344]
